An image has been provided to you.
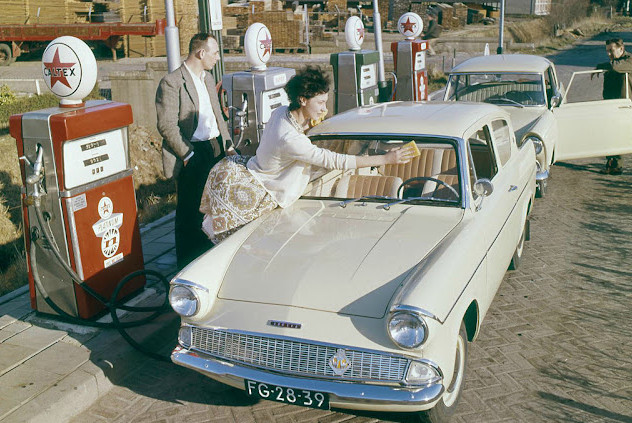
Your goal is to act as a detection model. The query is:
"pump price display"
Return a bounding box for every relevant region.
[63,128,128,189]
[360,64,377,89]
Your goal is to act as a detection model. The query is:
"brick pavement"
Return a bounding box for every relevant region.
[72,158,632,423]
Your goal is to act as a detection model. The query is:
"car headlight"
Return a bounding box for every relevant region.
[387,311,428,349]
[525,136,543,155]
[406,360,442,386]
[178,325,192,348]
[169,285,199,317]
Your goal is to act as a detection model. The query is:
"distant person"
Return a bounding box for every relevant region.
[423,12,442,56]
[156,33,235,269]
[595,38,632,175]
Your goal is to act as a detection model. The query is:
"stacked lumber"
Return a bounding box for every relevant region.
[436,3,454,28]
[326,0,345,13]
[2,0,29,24]
[453,2,467,27]
[249,9,305,50]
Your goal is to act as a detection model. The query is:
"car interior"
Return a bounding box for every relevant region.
[448,75,546,106]
[303,138,461,204]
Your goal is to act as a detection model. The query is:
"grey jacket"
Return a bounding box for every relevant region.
[156,65,232,179]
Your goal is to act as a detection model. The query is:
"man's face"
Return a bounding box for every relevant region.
[201,38,220,70]
[606,43,624,61]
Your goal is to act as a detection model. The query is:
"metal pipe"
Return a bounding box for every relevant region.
[164,0,181,73]
[497,0,505,54]
[372,0,386,84]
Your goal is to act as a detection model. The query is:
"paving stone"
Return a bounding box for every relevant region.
[26,340,90,376]
[0,343,39,376]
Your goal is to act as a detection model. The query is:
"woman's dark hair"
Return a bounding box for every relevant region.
[285,66,331,111]
[606,38,624,48]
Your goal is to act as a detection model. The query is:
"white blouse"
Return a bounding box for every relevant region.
[247,106,356,208]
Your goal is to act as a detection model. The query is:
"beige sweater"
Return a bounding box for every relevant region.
[248,106,356,208]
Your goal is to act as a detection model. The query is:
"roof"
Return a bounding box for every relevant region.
[450,54,553,74]
[309,101,507,139]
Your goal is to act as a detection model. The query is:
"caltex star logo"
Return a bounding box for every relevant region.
[259,33,272,57]
[356,26,364,41]
[43,48,77,89]
[400,17,417,34]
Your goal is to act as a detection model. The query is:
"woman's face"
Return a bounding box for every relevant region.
[300,93,328,120]
[607,43,625,60]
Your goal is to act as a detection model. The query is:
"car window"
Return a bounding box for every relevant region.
[467,125,498,184]
[565,70,630,102]
[306,137,461,206]
[544,67,555,106]
[446,73,546,106]
[491,120,512,166]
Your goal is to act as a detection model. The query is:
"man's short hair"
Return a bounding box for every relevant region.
[606,38,624,48]
[189,33,216,54]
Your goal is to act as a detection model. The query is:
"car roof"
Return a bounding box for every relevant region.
[309,101,507,139]
[450,54,552,74]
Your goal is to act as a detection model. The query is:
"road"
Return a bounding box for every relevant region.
[68,32,632,423]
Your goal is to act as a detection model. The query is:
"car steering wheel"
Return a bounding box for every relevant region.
[397,177,460,200]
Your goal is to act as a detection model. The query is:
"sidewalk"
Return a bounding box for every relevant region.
[0,212,179,423]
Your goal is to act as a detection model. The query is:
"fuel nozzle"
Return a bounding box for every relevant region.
[20,144,45,199]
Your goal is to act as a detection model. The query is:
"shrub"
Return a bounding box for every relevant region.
[0,85,17,106]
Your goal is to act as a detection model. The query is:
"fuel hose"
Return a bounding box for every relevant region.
[29,196,173,363]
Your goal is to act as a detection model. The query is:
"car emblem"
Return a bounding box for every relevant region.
[267,320,301,329]
[329,349,352,375]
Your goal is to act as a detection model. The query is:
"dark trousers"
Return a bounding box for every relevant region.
[175,140,223,269]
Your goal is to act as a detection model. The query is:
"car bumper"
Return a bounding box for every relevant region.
[535,162,549,181]
[171,346,445,412]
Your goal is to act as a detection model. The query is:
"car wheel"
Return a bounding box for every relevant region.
[536,179,546,198]
[0,43,12,66]
[419,322,468,423]
[509,219,529,271]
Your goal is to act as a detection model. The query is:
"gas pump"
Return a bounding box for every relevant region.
[390,12,429,101]
[10,36,145,319]
[221,23,295,155]
[330,16,381,114]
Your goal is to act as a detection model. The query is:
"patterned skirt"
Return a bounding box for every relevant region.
[200,155,278,244]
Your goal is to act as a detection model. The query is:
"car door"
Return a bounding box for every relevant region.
[468,120,520,301]
[553,70,632,161]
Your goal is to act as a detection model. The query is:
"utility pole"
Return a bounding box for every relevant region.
[198,0,225,84]
[164,0,181,73]
[497,0,505,54]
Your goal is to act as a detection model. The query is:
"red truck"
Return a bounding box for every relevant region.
[0,19,165,65]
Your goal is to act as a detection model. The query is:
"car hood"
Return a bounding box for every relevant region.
[507,107,545,140]
[218,200,463,318]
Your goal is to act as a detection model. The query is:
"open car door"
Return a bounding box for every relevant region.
[552,69,632,161]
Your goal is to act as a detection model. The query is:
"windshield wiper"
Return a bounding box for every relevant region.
[382,196,459,210]
[486,97,524,108]
[339,195,396,208]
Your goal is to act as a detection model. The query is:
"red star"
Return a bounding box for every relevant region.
[259,34,272,57]
[43,48,76,89]
[356,27,365,41]
[400,17,416,34]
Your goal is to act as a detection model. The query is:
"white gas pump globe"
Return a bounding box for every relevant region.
[398,12,423,40]
[345,16,365,51]
[245,23,273,71]
[41,36,97,106]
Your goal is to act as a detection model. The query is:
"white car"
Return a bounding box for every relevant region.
[169,102,536,422]
[444,54,632,196]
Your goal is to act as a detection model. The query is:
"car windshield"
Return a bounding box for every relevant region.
[303,136,461,206]
[446,73,546,106]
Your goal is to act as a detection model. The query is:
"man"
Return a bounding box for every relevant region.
[156,33,234,269]
[595,38,632,175]
[423,11,441,56]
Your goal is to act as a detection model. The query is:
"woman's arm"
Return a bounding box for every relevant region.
[355,147,414,168]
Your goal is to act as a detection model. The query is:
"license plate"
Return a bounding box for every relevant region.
[244,379,329,410]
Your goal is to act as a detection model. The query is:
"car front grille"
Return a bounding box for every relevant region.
[190,327,409,382]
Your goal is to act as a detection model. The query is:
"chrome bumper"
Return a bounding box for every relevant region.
[171,346,444,412]
[535,162,549,181]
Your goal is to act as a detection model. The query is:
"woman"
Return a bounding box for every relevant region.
[200,66,412,243]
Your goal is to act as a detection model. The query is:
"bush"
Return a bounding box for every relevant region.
[0,85,17,106]
[0,86,104,130]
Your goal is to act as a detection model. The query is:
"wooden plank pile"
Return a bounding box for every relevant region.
[453,3,467,27]
[248,8,306,51]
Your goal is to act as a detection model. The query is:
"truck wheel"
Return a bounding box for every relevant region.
[0,43,12,66]
[419,322,468,423]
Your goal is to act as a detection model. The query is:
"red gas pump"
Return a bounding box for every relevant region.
[10,36,145,319]
[391,12,429,102]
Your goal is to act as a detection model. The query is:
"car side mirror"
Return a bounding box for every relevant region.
[474,178,493,197]
[550,94,562,109]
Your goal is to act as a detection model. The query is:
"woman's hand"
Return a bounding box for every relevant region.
[384,147,415,165]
